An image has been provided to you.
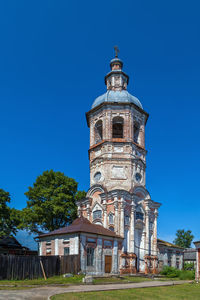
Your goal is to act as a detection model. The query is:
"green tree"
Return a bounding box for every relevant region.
[23,170,85,234]
[173,229,194,248]
[0,188,21,236]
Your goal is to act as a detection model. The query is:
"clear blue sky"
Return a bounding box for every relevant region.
[0,0,200,248]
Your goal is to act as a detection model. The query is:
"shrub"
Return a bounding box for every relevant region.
[179,270,195,280]
[184,262,194,271]
[160,266,180,278]
[160,266,195,280]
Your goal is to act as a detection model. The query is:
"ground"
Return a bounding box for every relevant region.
[51,283,200,300]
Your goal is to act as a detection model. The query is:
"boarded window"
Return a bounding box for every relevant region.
[112,117,124,138]
[95,120,103,143]
[87,248,94,266]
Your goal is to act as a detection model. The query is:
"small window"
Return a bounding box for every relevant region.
[87,247,94,266]
[87,238,96,243]
[46,249,51,255]
[95,120,103,143]
[64,247,70,256]
[46,241,51,246]
[109,213,114,225]
[104,240,112,248]
[63,238,70,243]
[93,210,102,220]
[112,117,124,138]
[109,226,114,232]
[134,123,140,143]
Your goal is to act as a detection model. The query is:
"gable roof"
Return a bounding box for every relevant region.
[183,248,196,260]
[157,238,184,250]
[37,217,122,239]
[0,236,28,250]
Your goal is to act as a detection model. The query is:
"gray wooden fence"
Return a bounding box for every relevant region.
[0,255,80,280]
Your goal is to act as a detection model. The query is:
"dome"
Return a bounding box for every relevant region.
[91,90,143,109]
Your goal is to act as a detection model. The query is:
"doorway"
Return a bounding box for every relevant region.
[105,255,112,273]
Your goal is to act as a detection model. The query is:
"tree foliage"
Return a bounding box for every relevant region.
[173,229,194,248]
[23,170,85,234]
[0,188,21,236]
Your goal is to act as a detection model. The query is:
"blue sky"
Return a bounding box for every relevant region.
[0,0,200,249]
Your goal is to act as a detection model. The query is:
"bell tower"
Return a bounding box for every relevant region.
[77,48,161,274]
[86,48,147,192]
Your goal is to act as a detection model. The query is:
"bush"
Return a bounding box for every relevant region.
[184,262,194,271]
[179,270,195,280]
[160,266,180,278]
[160,266,195,280]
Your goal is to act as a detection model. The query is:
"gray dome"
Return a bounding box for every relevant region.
[92,90,143,109]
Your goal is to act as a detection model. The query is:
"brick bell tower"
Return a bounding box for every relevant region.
[77,48,161,274]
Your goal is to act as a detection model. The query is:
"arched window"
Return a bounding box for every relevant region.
[112,117,124,138]
[134,123,140,144]
[95,120,103,143]
[93,210,102,220]
[108,213,114,225]
[136,206,144,221]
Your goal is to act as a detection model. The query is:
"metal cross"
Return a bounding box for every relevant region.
[114,45,119,57]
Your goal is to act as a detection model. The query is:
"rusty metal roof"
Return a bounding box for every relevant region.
[37,217,122,239]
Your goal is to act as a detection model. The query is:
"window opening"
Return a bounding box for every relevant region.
[112,117,124,138]
[95,120,103,143]
[93,210,102,220]
[109,213,114,225]
[134,123,140,143]
[87,247,94,266]
[64,247,70,255]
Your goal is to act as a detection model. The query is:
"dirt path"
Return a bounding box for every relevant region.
[0,280,191,300]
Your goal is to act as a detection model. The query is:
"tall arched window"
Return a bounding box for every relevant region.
[94,120,103,143]
[112,117,124,138]
[108,213,114,225]
[133,122,140,144]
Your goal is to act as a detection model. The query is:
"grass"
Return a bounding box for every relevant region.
[51,283,200,300]
[93,276,152,284]
[0,275,84,287]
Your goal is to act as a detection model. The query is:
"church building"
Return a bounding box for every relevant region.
[38,49,162,275]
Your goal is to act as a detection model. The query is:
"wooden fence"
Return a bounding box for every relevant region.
[0,255,80,280]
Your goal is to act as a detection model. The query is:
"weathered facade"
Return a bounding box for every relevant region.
[76,51,161,274]
[38,217,123,275]
[157,239,184,271]
[194,241,200,281]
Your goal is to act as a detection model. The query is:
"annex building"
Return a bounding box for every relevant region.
[37,50,183,275]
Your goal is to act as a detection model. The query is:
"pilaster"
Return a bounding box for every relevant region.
[129,201,136,253]
[120,198,125,237]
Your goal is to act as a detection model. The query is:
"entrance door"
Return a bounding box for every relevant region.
[105,255,112,273]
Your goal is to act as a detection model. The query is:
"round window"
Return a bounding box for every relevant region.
[135,173,142,182]
[94,172,101,182]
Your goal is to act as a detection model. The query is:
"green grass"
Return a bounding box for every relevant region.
[93,276,152,284]
[0,275,84,287]
[51,283,200,300]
